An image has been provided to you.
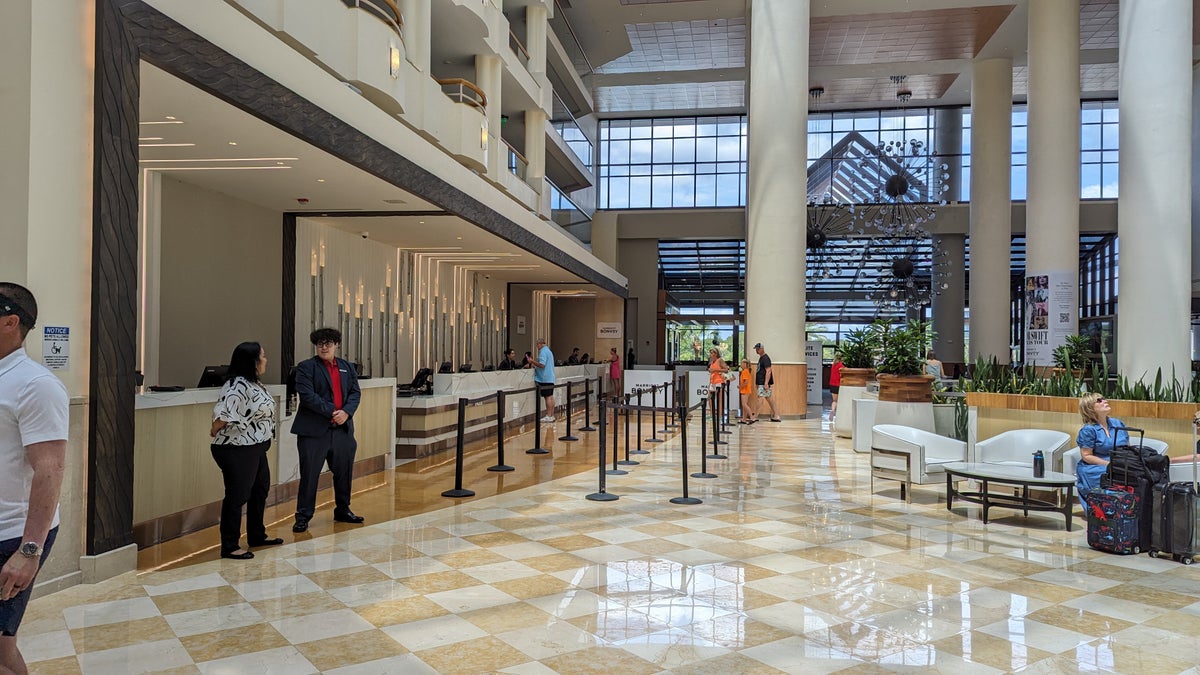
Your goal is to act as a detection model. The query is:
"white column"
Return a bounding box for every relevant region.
[475,54,503,178]
[931,234,966,366]
[968,58,1013,363]
[1026,0,1080,350]
[746,0,807,361]
[399,0,430,72]
[934,107,963,202]
[1118,0,1192,382]
[526,5,547,77]
[525,109,547,181]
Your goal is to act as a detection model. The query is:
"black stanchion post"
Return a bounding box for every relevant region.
[693,393,717,479]
[666,376,680,430]
[659,381,671,434]
[707,390,728,460]
[671,402,701,505]
[527,386,549,455]
[558,381,579,442]
[488,391,514,472]
[646,384,663,444]
[607,398,629,476]
[712,389,728,447]
[441,398,476,498]
[631,391,648,455]
[721,382,733,435]
[580,378,596,432]
[587,398,618,501]
[617,397,638,466]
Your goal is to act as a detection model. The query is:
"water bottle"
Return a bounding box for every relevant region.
[1033,450,1045,478]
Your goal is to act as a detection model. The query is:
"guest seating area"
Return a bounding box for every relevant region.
[870,424,967,503]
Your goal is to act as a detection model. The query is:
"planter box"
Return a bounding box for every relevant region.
[840,368,876,387]
[877,374,935,403]
[965,393,1197,421]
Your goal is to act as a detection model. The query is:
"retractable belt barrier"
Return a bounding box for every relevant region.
[440,377,599,499]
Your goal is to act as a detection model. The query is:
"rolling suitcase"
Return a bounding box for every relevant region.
[1101,426,1164,551]
[1085,487,1142,555]
[1149,422,1200,564]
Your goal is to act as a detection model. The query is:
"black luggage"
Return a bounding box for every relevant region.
[1149,422,1200,564]
[1102,427,1164,550]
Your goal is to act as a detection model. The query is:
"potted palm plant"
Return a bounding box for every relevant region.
[837,326,877,386]
[1052,334,1092,375]
[875,320,935,402]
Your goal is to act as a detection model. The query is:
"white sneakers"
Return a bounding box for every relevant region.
[540,415,555,423]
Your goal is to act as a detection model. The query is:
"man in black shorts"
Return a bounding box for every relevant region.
[753,342,781,422]
[0,283,67,673]
[532,337,556,422]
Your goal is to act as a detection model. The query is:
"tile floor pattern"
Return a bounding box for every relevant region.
[18,416,1200,673]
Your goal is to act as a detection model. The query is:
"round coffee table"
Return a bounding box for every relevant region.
[943,462,1076,530]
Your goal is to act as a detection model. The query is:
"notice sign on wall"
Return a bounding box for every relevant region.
[597,322,622,339]
[42,326,69,370]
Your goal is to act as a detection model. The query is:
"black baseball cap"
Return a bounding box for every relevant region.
[0,294,35,329]
[753,342,763,349]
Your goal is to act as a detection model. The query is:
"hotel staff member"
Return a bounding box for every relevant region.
[291,328,363,532]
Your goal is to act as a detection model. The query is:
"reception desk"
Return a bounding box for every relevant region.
[133,378,395,548]
[397,365,605,458]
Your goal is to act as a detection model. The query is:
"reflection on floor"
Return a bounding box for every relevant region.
[21,412,1200,673]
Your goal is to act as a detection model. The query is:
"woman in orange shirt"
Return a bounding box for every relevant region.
[738,358,754,424]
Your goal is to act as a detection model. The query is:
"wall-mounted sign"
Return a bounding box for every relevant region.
[43,326,69,371]
[516,315,527,335]
[597,322,622,339]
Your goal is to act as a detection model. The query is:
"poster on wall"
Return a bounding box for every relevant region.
[516,315,526,335]
[806,340,822,405]
[1023,271,1074,366]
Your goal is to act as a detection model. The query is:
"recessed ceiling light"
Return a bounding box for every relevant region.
[317,178,326,183]
[138,137,162,141]
[228,141,238,146]
[138,143,196,147]
[276,162,284,165]
[165,116,176,120]
[456,236,463,240]
[419,221,425,224]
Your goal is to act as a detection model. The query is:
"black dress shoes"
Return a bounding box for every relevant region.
[333,510,365,524]
[292,517,309,533]
[249,537,284,547]
[221,550,254,560]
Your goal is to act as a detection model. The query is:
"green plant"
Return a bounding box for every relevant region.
[1052,334,1092,370]
[838,327,878,369]
[875,320,927,376]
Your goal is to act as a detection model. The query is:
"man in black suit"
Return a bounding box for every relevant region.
[291,328,363,532]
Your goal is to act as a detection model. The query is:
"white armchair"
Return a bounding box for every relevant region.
[1062,437,1169,476]
[974,429,1071,467]
[871,424,967,503]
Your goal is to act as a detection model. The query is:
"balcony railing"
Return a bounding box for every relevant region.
[343,0,403,38]
[436,78,487,110]
[547,178,590,228]
[552,91,593,167]
[549,0,593,78]
[509,29,530,68]
[504,139,528,180]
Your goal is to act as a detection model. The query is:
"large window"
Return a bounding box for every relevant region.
[599,102,1118,209]
[1081,101,1120,199]
[599,117,748,209]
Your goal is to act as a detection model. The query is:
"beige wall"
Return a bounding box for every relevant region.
[551,297,596,359]
[158,176,283,385]
[617,239,659,365]
[507,286,535,355]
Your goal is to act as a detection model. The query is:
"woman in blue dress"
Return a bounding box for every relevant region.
[1076,392,1127,509]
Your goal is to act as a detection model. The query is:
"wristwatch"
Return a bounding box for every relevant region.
[19,541,42,558]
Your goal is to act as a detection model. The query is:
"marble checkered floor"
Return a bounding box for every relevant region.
[19,415,1200,673]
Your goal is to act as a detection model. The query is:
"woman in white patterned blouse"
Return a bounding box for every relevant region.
[210,342,282,559]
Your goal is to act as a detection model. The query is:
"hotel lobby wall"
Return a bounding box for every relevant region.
[156,176,282,386]
[295,219,509,379]
[552,297,596,358]
[508,286,535,355]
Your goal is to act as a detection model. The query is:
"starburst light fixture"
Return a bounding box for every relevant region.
[806,192,860,283]
[862,138,950,238]
[865,236,951,311]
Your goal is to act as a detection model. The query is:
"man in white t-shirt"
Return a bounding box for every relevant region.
[0,282,67,674]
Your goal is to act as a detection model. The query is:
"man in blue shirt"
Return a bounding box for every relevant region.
[532,337,556,422]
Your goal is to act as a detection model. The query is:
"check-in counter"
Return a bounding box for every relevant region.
[133,378,395,548]
[397,365,605,458]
